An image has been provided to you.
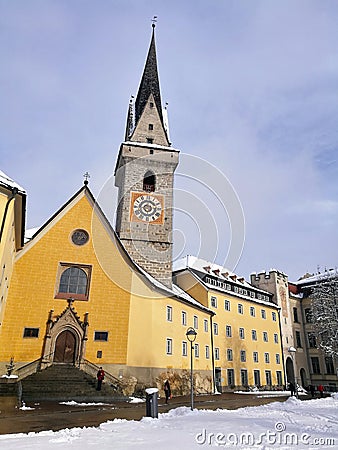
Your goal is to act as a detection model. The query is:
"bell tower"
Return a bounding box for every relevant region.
[114,24,179,288]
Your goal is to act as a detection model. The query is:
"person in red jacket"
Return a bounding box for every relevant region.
[318,384,324,398]
[97,367,105,391]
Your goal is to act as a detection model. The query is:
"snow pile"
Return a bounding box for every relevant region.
[0,397,337,449]
[128,397,145,404]
[59,401,113,407]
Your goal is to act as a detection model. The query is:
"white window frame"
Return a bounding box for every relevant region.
[205,345,210,359]
[182,311,187,326]
[224,299,230,311]
[250,306,255,317]
[264,352,270,363]
[210,296,217,308]
[252,329,257,341]
[274,333,278,344]
[166,305,173,322]
[194,343,199,358]
[253,351,259,363]
[213,322,218,335]
[166,338,173,355]
[240,350,246,362]
[204,319,208,332]
[261,309,266,319]
[239,327,245,339]
[193,315,198,329]
[263,331,268,342]
[227,348,233,361]
[215,347,220,360]
[226,325,232,337]
[238,303,243,314]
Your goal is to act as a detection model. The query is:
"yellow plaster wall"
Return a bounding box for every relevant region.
[127,272,213,372]
[0,192,133,366]
[208,291,284,387]
[0,193,16,328]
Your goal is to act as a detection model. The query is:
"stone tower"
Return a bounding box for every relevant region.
[250,270,297,373]
[114,25,179,288]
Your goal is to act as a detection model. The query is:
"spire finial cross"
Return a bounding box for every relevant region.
[152,16,157,28]
[83,171,90,185]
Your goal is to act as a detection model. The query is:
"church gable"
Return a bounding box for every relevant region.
[0,186,135,366]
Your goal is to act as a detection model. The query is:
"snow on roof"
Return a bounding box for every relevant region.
[24,227,40,243]
[131,255,213,314]
[0,170,26,193]
[123,140,179,152]
[174,255,253,289]
[173,255,277,306]
[162,106,171,142]
[295,269,338,286]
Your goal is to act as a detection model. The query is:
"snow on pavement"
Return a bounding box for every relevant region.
[0,396,337,449]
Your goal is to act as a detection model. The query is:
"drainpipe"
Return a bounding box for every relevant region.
[0,187,18,243]
[277,308,287,389]
[209,314,216,393]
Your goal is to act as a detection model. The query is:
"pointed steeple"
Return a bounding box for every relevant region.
[134,24,163,127]
[124,96,134,141]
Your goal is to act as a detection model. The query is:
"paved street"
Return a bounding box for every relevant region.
[0,392,312,435]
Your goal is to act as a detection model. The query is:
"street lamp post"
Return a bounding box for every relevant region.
[288,346,298,398]
[186,327,197,411]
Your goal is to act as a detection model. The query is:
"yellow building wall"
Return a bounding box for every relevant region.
[127,272,213,373]
[208,291,284,388]
[0,193,16,328]
[0,191,133,369]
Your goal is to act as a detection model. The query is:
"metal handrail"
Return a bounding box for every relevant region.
[81,359,122,387]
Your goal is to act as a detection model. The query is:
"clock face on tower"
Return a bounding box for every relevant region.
[130,192,164,224]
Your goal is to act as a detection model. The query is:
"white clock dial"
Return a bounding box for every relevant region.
[133,195,162,222]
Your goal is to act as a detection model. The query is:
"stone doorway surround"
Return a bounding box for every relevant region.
[40,300,89,369]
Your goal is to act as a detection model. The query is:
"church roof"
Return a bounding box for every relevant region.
[174,255,277,308]
[22,184,213,315]
[134,25,163,127]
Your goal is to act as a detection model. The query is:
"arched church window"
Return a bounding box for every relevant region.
[59,267,87,294]
[143,171,156,192]
[56,264,91,301]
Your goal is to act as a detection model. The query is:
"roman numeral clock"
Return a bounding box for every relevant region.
[130,192,164,224]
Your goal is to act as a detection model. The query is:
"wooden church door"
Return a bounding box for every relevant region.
[54,330,76,363]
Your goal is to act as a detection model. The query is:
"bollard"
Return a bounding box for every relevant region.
[145,387,159,418]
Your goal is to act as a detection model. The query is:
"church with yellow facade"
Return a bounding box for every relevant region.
[0,25,286,397]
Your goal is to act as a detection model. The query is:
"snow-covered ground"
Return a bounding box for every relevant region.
[0,396,337,449]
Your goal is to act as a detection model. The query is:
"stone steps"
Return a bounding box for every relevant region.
[21,364,125,402]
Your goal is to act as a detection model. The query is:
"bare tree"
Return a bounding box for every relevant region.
[311,269,338,360]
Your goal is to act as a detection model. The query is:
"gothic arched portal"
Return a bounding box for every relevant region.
[54,329,76,363]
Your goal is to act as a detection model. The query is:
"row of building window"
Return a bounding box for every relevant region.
[23,328,108,341]
[226,368,283,387]
[166,338,281,364]
[205,277,271,303]
[292,307,314,324]
[215,298,277,321]
[166,306,277,329]
[311,356,335,375]
[226,326,279,344]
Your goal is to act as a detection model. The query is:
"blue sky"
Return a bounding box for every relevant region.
[1,0,338,281]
